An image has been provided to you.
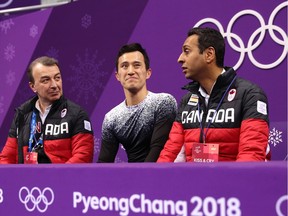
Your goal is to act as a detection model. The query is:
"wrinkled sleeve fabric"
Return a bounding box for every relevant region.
[157,95,187,162]
[145,94,177,162]
[0,112,18,164]
[237,86,270,161]
[66,108,94,163]
[238,119,269,161]
[97,115,119,163]
[157,122,185,162]
[0,137,18,164]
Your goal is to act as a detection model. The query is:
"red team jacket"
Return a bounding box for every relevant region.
[158,67,271,162]
[0,96,94,164]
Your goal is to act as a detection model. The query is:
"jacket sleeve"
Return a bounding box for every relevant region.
[157,121,185,162]
[157,94,190,162]
[67,133,94,163]
[145,95,177,162]
[66,109,94,163]
[237,119,269,161]
[157,93,190,162]
[0,111,19,164]
[0,137,18,164]
[237,85,270,161]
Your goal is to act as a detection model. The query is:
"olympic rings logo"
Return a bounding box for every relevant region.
[194,1,287,70]
[0,0,13,8]
[19,186,54,213]
[276,194,288,216]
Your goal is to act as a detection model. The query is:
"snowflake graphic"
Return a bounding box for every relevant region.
[15,85,34,106]
[6,70,15,86]
[113,145,127,163]
[93,136,101,154]
[81,14,92,29]
[29,24,38,38]
[4,43,15,62]
[0,96,4,114]
[115,156,125,163]
[0,19,14,34]
[93,136,126,163]
[46,47,60,60]
[69,49,106,104]
[268,127,283,147]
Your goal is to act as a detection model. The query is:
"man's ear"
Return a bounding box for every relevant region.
[146,68,152,80]
[205,47,215,64]
[115,71,120,81]
[29,82,36,93]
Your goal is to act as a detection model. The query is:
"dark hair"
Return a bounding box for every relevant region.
[188,27,225,67]
[27,56,59,83]
[115,43,150,71]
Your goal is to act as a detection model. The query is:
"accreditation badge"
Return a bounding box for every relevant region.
[24,152,38,164]
[192,143,219,162]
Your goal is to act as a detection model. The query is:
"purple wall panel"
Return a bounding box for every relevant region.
[0,8,52,126]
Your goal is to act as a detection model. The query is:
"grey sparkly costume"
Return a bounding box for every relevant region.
[98,91,177,162]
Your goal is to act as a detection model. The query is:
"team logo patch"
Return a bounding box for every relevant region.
[257,100,267,115]
[84,120,92,131]
[61,108,67,118]
[228,89,236,101]
[36,122,41,133]
[188,94,199,106]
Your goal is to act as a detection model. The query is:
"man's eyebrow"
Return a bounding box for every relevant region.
[133,61,142,64]
[40,75,51,79]
[120,60,142,64]
[40,72,61,79]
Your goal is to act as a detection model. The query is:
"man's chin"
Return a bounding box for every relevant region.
[185,74,191,80]
[126,87,138,94]
[50,95,61,101]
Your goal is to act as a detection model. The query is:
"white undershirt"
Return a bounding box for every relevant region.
[35,100,52,124]
[199,69,226,106]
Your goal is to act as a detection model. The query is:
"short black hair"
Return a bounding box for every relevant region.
[27,56,59,83]
[115,43,150,71]
[188,27,225,67]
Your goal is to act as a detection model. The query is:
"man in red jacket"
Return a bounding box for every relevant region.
[0,56,94,164]
[158,27,271,162]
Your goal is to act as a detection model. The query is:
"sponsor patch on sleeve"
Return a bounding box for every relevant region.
[84,120,92,131]
[257,100,267,115]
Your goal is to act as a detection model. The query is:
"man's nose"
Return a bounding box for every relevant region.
[50,79,57,87]
[177,53,184,64]
[127,65,135,74]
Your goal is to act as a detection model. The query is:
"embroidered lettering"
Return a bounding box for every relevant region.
[182,108,235,124]
[45,122,69,135]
